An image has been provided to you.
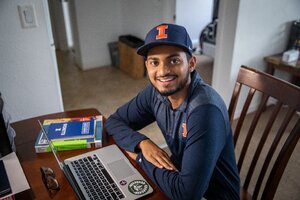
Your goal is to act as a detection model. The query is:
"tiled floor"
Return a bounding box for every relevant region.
[57,50,213,147]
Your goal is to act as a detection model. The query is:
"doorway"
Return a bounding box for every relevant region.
[48,0,73,52]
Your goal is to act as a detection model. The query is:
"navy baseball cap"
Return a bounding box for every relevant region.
[137,23,193,57]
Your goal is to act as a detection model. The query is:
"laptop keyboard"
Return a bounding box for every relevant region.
[71,154,125,200]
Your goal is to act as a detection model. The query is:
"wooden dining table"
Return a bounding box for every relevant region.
[11,108,168,200]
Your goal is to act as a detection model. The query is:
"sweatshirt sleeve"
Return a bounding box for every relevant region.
[136,105,228,200]
[106,86,156,152]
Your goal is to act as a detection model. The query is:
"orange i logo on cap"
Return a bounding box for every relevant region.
[156,25,168,40]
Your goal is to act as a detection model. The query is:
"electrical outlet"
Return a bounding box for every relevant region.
[18,4,38,28]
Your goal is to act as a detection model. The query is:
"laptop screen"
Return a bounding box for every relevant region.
[38,120,64,169]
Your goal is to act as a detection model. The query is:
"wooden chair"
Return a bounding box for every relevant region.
[228,66,300,200]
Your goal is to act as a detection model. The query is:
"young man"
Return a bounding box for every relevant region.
[106,23,240,199]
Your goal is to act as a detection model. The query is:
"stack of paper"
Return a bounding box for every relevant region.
[0,152,30,200]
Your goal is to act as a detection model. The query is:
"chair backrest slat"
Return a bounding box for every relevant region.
[234,88,256,147]
[262,118,300,199]
[244,101,282,191]
[253,108,296,199]
[229,66,300,200]
[228,82,242,123]
[237,94,269,172]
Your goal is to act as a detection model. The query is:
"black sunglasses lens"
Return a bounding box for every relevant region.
[40,166,60,193]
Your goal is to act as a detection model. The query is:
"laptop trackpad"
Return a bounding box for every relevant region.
[107,159,136,180]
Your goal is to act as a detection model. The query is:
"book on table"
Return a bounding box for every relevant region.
[47,120,95,141]
[34,116,102,153]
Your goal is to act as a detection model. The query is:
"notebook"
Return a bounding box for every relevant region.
[38,120,153,200]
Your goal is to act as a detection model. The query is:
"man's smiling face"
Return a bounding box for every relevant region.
[145,45,195,97]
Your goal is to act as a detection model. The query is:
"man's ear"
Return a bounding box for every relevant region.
[189,55,197,72]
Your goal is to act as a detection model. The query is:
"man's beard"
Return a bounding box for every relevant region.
[150,71,190,96]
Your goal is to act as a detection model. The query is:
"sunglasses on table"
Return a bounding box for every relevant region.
[40,166,60,197]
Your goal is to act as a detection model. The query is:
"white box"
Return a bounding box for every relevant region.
[282,49,299,63]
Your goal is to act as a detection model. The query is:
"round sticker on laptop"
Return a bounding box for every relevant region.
[120,180,127,186]
[128,180,149,195]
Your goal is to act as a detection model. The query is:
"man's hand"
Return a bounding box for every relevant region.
[139,139,177,171]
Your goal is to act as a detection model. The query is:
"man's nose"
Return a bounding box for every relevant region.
[157,62,170,76]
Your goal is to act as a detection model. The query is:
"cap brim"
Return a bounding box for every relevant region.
[137,41,192,57]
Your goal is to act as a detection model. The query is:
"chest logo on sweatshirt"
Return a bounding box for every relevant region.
[182,122,187,138]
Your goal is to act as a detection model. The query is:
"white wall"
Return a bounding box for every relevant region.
[62,1,74,48]
[71,0,176,70]
[72,0,123,70]
[121,0,175,40]
[0,0,63,122]
[213,0,300,114]
[176,0,213,46]
[212,0,239,105]
[71,0,212,70]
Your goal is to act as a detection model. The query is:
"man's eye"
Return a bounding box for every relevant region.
[149,61,159,66]
[170,58,181,65]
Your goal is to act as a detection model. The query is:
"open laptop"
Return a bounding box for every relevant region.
[38,120,153,200]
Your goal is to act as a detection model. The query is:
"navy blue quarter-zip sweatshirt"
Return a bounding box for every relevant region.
[106,71,240,200]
